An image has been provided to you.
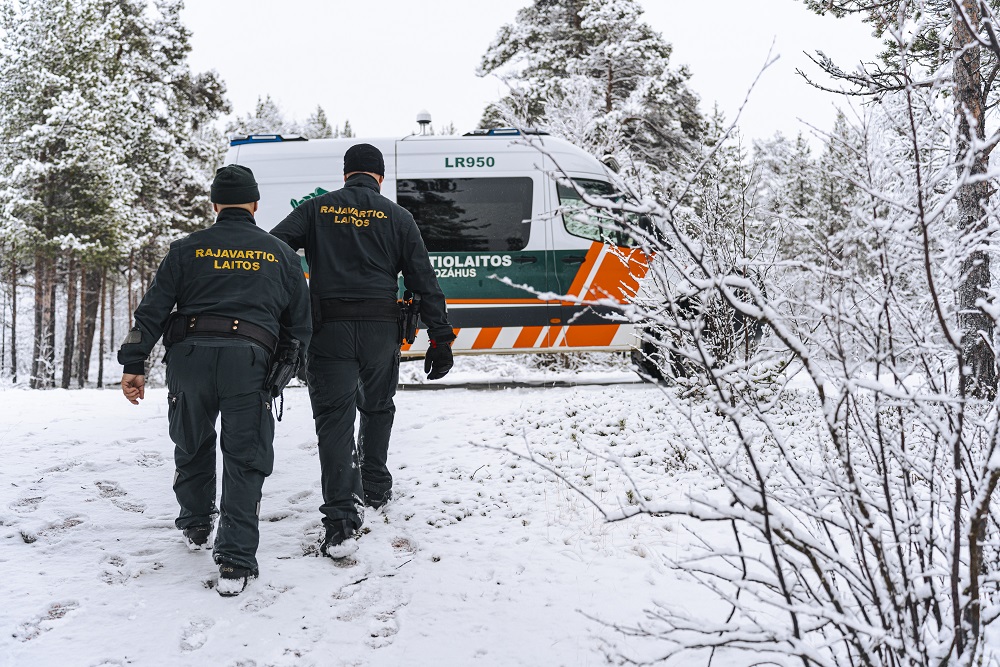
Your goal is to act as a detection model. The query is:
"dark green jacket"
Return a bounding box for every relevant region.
[270,173,453,340]
[118,207,311,375]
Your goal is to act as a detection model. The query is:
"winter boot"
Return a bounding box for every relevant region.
[182,523,213,551]
[216,561,256,597]
[365,489,392,510]
[319,519,358,559]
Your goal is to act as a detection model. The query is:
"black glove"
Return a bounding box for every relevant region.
[424,338,454,380]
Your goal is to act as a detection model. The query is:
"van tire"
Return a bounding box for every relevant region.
[630,340,667,384]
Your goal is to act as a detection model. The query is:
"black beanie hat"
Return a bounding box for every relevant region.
[344,143,385,177]
[211,164,260,204]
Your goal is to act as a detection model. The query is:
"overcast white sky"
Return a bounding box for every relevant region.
[180,0,882,143]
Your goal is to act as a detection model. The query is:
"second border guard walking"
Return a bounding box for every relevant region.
[271,143,455,559]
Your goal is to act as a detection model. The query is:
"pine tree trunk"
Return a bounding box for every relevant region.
[1,267,5,378]
[76,267,101,387]
[606,63,613,114]
[954,0,996,400]
[10,250,16,383]
[97,270,107,389]
[61,256,78,389]
[127,250,134,329]
[31,252,56,389]
[109,274,116,353]
[952,5,993,656]
[46,268,57,388]
[31,254,44,389]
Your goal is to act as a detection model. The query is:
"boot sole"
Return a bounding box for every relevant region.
[321,541,359,560]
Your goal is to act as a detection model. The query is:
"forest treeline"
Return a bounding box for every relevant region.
[0,0,350,388]
[1,0,996,399]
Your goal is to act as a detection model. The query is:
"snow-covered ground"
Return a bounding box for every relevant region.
[2,357,737,666]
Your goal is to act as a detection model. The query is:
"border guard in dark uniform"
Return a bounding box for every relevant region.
[271,143,455,559]
[118,165,311,596]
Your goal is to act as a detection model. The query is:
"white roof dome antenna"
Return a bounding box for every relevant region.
[416,110,432,136]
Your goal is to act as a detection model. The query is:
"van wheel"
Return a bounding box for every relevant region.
[630,340,667,384]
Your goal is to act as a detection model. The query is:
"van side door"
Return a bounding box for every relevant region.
[394,139,553,354]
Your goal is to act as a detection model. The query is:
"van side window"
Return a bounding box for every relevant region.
[397,177,533,252]
[558,179,639,247]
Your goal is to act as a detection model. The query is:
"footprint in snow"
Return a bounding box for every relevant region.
[39,460,82,475]
[10,496,44,514]
[391,536,417,555]
[12,601,80,642]
[95,481,146,513]
[367,609,400,649]
[95,481,127,498]
[112,499,146,513]
[180,617,215,652]
[135,451,165,468]
[21,516,85,544]
[333,585,408,648]
[287,490,312,504]
[240,584,290,613]
[100,552,164,585]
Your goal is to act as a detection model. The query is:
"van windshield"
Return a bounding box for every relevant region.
[557,179,640,248]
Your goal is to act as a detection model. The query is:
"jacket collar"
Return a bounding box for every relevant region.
[344,173,381,193]
[214,206,258,226]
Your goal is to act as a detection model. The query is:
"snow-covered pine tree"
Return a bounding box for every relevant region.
[93,0,228,385]
[302,105,334,139]
[478,0,702,174]
[0,0,228,388]
[227,95,297,136]
[803,0,1000,398]
[0,0,136,388]
[753,132,815,223]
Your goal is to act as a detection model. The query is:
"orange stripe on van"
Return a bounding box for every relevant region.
[560,244,652,306]
[563,243,603,304]
[472,327,502,350]
[584,248,648,303]
[560,324,620,348]
[514,326,544,348]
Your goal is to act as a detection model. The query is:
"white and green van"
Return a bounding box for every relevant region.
[224,130,649,358]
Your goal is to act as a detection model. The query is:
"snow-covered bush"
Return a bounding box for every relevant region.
[519,24,1000,667]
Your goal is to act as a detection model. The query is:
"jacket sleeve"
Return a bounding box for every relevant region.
[117,249,179,375]
[270,202,311,251]
[399,217,455,341]
[279,253,312,352]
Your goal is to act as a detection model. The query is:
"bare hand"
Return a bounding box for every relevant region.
[121,374,145,405]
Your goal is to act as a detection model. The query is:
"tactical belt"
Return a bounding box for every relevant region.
[180,314,278,354]
[318,298,400,323]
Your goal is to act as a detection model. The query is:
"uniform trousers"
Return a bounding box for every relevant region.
[165,340,274,572]
[306,320,399,530]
